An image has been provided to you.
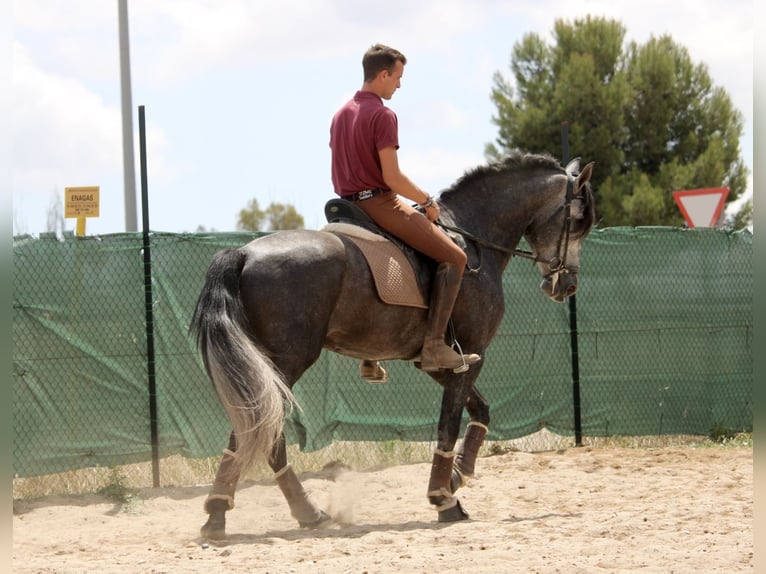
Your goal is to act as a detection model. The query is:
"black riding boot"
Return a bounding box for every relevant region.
[419,263,481,372]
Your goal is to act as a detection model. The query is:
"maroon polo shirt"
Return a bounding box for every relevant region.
[329,90,399,197]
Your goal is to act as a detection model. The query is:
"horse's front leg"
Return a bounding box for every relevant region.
[451,386,490,494]
[428,380,475,523]
[201,431,240,540]
[269,434,331,528]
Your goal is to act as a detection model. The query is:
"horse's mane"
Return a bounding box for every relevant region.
[443,150,563,195]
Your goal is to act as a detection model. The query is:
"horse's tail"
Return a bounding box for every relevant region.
[190,247,296,474]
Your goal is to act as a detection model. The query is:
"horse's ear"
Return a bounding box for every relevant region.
[565,157,582,176]
[577,162,595,189]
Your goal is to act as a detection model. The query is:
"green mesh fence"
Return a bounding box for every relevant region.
[12,228,752,478]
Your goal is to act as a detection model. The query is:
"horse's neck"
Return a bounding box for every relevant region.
[442,191,528,259]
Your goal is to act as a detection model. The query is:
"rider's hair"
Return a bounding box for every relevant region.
[362,44,407,82]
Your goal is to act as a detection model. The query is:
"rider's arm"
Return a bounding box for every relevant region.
[379,146,440,221]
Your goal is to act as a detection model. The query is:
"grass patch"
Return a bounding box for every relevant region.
[96,467,142,514]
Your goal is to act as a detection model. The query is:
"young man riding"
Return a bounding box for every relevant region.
[329,43,480,377]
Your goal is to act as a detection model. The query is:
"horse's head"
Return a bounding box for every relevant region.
[525,158,595,302]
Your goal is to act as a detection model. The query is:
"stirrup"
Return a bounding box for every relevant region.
[359,360,388,384]
[453,361,470,374]
[450,353,480,373]
[413,359,475,373]
[450,339,475,373]
[417,343,481,373]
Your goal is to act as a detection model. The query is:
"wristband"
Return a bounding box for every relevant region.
[421,195,434,208]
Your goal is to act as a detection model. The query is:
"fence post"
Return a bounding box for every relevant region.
[139,105,161,486]
[561,122,583,447]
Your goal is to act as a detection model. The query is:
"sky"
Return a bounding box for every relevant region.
[10,0,755,236]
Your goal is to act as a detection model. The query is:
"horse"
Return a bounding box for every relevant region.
[190,150,595,539]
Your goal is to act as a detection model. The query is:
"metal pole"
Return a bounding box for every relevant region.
[118,0,138,232]
[139,105,160,487]
[561,122,583,447]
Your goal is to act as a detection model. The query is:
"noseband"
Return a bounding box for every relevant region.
[541,174,578,280]
[437,173,580,278]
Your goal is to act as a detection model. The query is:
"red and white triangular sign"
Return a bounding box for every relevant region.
[672,187,729,228]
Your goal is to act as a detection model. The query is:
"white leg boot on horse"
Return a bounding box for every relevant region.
[269,434,331,528]
[419,263,481,373]
[274,464,331,527]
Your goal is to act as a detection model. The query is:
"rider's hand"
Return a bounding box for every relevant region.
[424,201,440,222]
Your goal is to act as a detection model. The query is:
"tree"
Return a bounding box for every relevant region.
[488,16,750,228]
[263,202,304,230]
[725,198,752,231]
[236,198,266,231]
[189,225,216,233]
[236,198,304,231]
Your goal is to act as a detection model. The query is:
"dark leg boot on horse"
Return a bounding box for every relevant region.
[359,359,387,383]
[427,449,470,522]
[419,263,481,373]
[201,433,240,540]
[450,422,489,493]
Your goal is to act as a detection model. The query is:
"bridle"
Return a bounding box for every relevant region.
[437,172,581,279]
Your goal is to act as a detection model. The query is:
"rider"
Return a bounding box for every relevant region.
[329,43,480,375]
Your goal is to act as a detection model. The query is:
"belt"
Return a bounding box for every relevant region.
[342,188,390,202]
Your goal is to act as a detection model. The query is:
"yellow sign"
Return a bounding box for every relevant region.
[65,186,100,218]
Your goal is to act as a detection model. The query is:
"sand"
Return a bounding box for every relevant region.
[13,446,752,573]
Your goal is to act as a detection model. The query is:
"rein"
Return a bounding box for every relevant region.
[436,221,536,260]
[437,174,578,277]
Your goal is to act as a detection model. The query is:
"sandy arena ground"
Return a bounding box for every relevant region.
[13,446,752,573]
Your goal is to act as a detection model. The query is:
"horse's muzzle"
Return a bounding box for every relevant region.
[540,271,578,302]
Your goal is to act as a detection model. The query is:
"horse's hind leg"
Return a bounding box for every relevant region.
[451,387,490,494]
[269,433,331,528]
[201,431,240,540]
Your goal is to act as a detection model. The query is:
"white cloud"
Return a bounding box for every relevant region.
[12,0,117,81]
[121,0,492,84]
[12,42,123,189]
[401,148,485,189]
[11,40,172,234]
[410,100,476,132]
[13,0,113,30]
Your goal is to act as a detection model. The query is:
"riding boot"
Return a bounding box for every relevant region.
[419,263,481,372]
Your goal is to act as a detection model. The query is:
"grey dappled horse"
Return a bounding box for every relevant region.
[190,150,595,539]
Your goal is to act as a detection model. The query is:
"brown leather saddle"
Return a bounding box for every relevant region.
[324,199,437,308]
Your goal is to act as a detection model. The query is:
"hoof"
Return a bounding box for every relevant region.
[299,509,332,529]
[200,515,227,540]
[438,499,470,523]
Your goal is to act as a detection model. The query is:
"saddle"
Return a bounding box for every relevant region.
[323,199,437,309]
